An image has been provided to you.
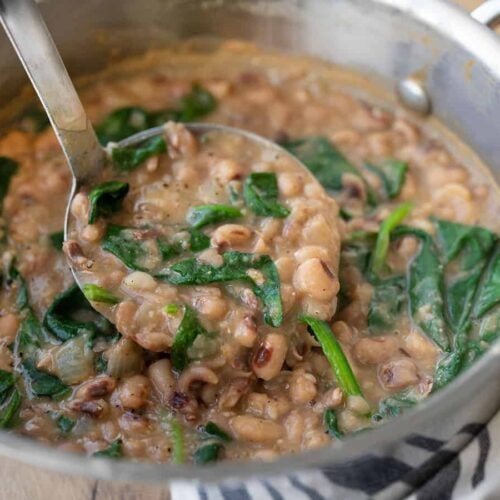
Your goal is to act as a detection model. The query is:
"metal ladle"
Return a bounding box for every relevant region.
[0,0,309,303]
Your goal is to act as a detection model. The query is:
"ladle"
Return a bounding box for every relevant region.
[0,0,309,305]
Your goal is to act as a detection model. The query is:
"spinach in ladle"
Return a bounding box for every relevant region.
[159,251,283,327]
[186,204,242,229]
[243,172,290,218]
[171,306,210,371]
[102,224,209,272]
[111,136,166,172]
[87,181,129,224]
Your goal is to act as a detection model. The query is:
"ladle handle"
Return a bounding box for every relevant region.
[0,0,105,182]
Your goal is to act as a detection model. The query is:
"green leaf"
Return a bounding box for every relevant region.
[43,284,114,342]
[16,309,44,357]
[243,173,290,218]
[87,181,129,224]
[0,388,21,428]
[204,421,232,442]
[111,136,166,172]
[193,441,223,465]
[187,228,210,252]
[434,219,496,329]
[56,415,76,434]
[0,370,15,397]
[169,418,185,465]
[164,304,180,315]
[93,439,123,459]
[371,202,412,275]
[172,306,210,371]
[473,242,500,319]
[372,392,417,422]
[324,409,343,439]
[365,159,408,199]
[4,263,29,311]
[368,276,406,333]
[0,156,18,211]
[159,251,283,327]
[186,204,242,229]
[300,316,362,396]
[281,136,377,204]
[83,284,121,305]
[22,360,71,400]
[177,83,217,122]
[95,85,217,144]
[49,231,64,251]
[102,225,206,272]
[394,227,450,352]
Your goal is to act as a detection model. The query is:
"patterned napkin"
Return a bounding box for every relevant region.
[171,407,500,499]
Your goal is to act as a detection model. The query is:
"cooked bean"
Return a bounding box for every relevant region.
[378,359,419,390]
[230,415,283,442]
[177,366,218,394]
[353,337,398,365]
[289,369,317,405]
[211,224,252,248]
[252,334,287,381]
[0,313,20,342]
[294,258,340,301]
[119,375,151,410]
[147,359,176,405]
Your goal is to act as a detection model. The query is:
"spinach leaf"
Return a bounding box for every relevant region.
[82,284,120,305]
[95,84,216,144]
[168,418,185,465]
[300,316,363,396]
[365,159,408,199]
[0,388,21,428]
[49,231,64,251]
[43,284,114,342]
[3,262,29,311]
[371,202,412,275]
[0,370,15,396]
[203,421,232,442]
[368,276,406,333]
[18,106,50,133]
[56,415,76,434]
[281,136,377,205]
[434,219,496,329]
[193,441,223,465]
[473,241,500,319]
[22,360,71,400]
[0,156,18,210]
[187,228,210,252]
[177,83,217,122]
[172,306,209,371]
[324,408,343,439]
[160,251,283,327]
[87,181,129,224]
[16,309,44,357]
[372,392,417,422]
[111,136,166,172]
[93,439,123,459]
[243,173,290,218]
[102,225,207,272]
[394,227,450,352]
[186,204,242,229]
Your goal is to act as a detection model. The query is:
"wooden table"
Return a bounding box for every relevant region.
[0,0,489,498]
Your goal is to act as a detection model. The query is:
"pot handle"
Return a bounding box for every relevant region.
[471,0,500,29]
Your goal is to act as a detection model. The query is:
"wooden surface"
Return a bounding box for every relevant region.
[0,0,488,499]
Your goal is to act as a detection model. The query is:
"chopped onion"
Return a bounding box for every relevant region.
[105,338,144,378]
[53,334,94,385]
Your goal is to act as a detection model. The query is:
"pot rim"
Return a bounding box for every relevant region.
[1,0,499,484]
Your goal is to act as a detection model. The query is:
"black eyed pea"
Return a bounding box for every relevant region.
[119,375,151,410]
[211,224,253,249]
[251,333,288,381]
[147,359,176,405]
[229,415,283,443]
[293,258,340,301]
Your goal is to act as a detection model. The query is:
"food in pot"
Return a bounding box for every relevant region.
[0,43,498,463]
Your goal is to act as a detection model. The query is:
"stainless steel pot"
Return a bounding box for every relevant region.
[0,0,499,484]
